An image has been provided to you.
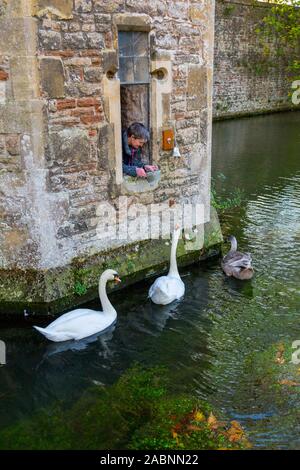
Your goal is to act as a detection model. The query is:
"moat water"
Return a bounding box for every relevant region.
[0,111,300,449]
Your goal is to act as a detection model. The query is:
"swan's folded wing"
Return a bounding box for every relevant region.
[47,308,95,329]
[223,252,252,268]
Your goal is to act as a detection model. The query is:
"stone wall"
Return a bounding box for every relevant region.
[213,0,300,119]
[0,0,221,314]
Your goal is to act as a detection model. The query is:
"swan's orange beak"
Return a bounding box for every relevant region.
[175,223,180,230]
[114,275,121,284]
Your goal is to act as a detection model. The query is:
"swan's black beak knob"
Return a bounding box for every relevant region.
[114,275,121,284]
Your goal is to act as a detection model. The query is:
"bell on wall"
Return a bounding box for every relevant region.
[172,142,181,158]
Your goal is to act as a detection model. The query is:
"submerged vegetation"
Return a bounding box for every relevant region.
[0,365,250,450]
[211,173,245,212]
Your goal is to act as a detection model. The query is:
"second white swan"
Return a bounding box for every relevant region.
[148,226,185,305]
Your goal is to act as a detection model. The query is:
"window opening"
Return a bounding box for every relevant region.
[118,31,151,165]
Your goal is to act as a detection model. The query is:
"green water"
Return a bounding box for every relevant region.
[0,111,299,449]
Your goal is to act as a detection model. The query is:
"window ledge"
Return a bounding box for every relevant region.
[123,171,161,193]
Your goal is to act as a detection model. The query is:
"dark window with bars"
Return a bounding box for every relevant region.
[118,31,150,85]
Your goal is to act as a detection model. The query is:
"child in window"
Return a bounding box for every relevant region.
[122,122,158,178]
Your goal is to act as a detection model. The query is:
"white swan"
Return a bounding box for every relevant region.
[148,226,185,305]
[33,269,121,342]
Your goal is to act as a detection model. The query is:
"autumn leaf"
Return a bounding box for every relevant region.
[207,412,217,426]
[193,411,206,423]
[207,412,224,430]
[207,412,226,430]
[226,420,244,443]
[275,343,285,364]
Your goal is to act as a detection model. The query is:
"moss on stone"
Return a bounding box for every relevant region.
[0,365,250,450]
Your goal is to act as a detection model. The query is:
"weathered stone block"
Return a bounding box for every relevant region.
[189,5,206,24]
[0,18,37,55]
[86,32,105,50]
[63,32,86,50]
[10,57,39,101]
[74,0,92,13]
[40,57,65,98]
[39,30,62,50]
[84,67,102,83]
[187,65,207,111]
[0,102,42,133]
[94,14,111,33]
[32,0,73,19]
[113,13,151,32]
[5,134,20,155]
[93,0,124,14]
[47,128,90,166]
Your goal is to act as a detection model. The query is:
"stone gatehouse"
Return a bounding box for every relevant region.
[0,0,221,315]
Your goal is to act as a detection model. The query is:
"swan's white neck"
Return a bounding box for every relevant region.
[229,236,238,252]
[98,275,116,315]
[168,229,181,279]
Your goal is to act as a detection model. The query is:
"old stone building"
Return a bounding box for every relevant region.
[0,0,221,315]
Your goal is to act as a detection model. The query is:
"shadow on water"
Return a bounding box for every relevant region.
[0,111,300,448]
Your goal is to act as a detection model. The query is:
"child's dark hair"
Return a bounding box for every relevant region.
[127,122,150,141]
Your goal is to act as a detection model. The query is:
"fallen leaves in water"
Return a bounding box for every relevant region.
[207,412,226,430]
[275,343,286,364]
[278,379,300,387]
[226,421,245,443]
[169,408,251,449]
[193,410,206,423]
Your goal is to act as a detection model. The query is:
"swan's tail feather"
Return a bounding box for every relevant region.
[149,286,174,305]
[33,325,55,341]
[33,325,74,342]
[33,325,47,335]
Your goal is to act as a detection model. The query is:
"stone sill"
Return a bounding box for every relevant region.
[122,171,161,193]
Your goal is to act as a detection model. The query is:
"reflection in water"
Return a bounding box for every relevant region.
[0,111,300,448]
[39,326,116,362]
[223,276,254,299]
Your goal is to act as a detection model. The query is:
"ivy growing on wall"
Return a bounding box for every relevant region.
[255,0,300,80]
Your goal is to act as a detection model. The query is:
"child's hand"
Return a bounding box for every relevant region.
[144,165,159,172]
[136,168,147,178]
